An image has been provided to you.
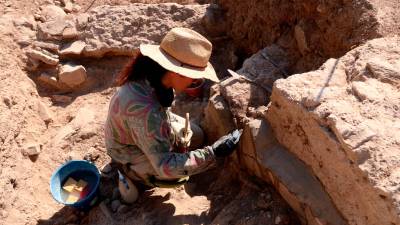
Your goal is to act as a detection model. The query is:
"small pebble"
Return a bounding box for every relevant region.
[22,143,41,157]
[275,215,281,224]
[1,209,8,218]
[51,95,73,104]
[104,198,111,205]
[83,148,99,162]
[111,200,121,212]
[3,97,11,108]
[117,204,129,214]
[65,214,78,223]
[101,164,112,174]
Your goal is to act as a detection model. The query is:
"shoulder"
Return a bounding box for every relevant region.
[116,81,157,105]
[116,81,163,117]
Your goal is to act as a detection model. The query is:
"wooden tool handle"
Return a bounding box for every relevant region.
[184,113,190,148]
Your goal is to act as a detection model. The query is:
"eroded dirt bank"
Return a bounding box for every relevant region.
[0,1,298,225]
[1,0,400,225]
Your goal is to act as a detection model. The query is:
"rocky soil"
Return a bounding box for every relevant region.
[0,1,298,225]
[204,1,400,225]
[217,0,400,73]
[1,0,400,225]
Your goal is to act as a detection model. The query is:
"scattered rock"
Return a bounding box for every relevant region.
[3,97,12,109]
[83,147,100,162]
[51,95,73,103]
[0,209,8,218]
[41,48,59,59]
[58,63,87,88]
[75,13,89,29]
[64,1,74,13]
[101,163,112,174]
[62,26,79,39]
[34,13,42,21]
[111,200,121,212]
[274,215,281,224]
[99,201,115,222]
[22,143,41,157]
[37,18,71,40]
[72,4,81,13]
[37,101,53,124]
[13,17,36,30]
[59,40,86,56]
[26,49,59,66]
[37,73,61,89]
[32,41,60,53]
[40,5,67,22]
[26,58,41,71]
[294,23,309,55]
[16,37,32,47]
[117,204,129,214]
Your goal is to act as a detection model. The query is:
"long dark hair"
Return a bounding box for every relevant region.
[116,53,174,107]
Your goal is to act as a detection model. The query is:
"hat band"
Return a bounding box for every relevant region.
[159,47,207,70]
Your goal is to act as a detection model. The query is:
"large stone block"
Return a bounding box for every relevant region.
[239,119,346,225]
[266,37,400,225]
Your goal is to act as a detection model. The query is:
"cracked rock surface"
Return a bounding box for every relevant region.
[266,37,400,225]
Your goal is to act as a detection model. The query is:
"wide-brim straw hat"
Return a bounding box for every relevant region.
[140,27,219,82]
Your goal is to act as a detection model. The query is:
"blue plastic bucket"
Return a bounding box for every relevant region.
[50,160,100,210]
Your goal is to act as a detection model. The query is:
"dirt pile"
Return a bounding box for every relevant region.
[217,0,400,72]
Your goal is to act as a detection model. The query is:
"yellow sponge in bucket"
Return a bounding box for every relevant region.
[66,190,81,203]
[62,177,89,203]
[63,177,78,192]
[75,180,88,192]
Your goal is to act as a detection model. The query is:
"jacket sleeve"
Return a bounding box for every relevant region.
[125,102,217,179]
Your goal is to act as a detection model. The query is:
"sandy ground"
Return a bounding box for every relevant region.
[0,1,298,225]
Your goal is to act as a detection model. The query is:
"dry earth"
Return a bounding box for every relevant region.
[2,0,399,225]
[0,1,298,225]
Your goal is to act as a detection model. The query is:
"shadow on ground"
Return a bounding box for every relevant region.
[37,161,299,225]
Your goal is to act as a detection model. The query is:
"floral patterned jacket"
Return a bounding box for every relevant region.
[105,80,216,181]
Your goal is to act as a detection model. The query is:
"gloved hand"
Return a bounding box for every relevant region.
[212,129,243,157]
